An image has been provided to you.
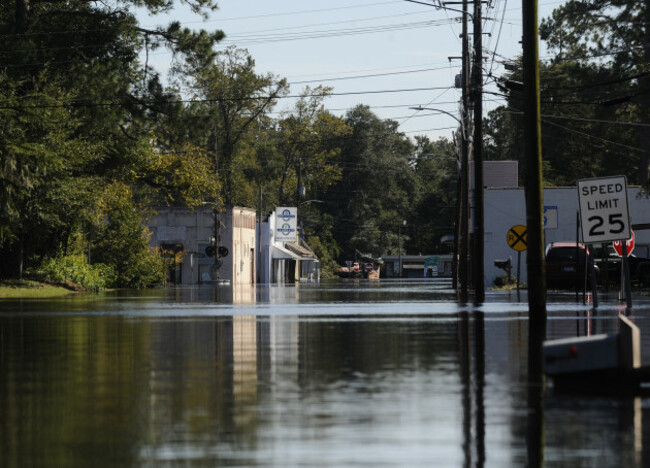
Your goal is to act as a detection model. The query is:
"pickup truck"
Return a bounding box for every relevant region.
[592,244,650,287]
[545,242,650,289]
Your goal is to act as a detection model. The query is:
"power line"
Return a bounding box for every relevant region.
[219,19,462,46]
[289,65,455,85]
[223,10,431,37]
[0,86,455,110]
[0,1,406,39]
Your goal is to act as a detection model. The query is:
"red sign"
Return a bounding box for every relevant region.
[613,230,635,257]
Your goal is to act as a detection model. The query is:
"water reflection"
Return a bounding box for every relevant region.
[1,281,650,466]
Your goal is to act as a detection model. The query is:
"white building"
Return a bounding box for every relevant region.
[482,187,650,287]
[259,210,320,283]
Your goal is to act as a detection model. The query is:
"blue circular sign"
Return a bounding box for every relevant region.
[279,209,295,222]
[279,223,295,236]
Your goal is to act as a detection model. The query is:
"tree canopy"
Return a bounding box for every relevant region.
[0,0,480,283]
[484,0,650,188]
[1,0,224,281]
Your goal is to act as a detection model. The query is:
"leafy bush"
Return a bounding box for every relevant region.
[493,274,525,289]
[91,183,167,288]
[38,254,115,292]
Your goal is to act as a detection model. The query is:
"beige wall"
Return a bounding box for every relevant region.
[220,207,257,286]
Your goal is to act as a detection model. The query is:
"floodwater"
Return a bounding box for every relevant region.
[2,279,650,467]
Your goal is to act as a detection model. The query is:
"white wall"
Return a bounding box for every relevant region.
[219,207,257,286]
[483,187,650,287]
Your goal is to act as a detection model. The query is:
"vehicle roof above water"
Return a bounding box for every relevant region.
[547,241,587,249]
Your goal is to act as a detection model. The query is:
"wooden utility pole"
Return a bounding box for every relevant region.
[522,7,547,443]
[472,0,485,303]
[458,0,470,302]
[522,0,547,332]
[640,0,650,184]
[522,5,546,465]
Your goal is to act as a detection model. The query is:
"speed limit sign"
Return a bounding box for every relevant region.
[577,176,631,243]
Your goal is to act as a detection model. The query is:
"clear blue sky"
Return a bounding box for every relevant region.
[139,0,564,142]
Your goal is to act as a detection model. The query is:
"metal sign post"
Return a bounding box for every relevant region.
[613,230,635,303]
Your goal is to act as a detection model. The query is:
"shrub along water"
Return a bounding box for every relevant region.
[37,254,116,292]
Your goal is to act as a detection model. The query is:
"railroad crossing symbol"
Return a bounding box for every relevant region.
[507,224,528,252]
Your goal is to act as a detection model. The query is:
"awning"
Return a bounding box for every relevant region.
[271,244,301,260]
[286,240,317,259]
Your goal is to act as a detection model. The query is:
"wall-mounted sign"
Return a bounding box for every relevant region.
[275,207,298,242]
[543,206,558,229]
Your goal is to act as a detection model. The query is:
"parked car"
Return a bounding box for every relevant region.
[591,243,621,285]
[591,243,650,287]
[545,242,597,289]
[634,259,650,286]
[546,242,650,289]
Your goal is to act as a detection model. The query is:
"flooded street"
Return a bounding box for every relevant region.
[2,279,650,466]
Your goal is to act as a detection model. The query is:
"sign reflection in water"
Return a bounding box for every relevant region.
[1,280,649,466]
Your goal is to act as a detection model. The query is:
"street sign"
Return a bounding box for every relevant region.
[424,256,440,267]
[275,206,298,242]
[613,230,635,257]
[543,206,558,229]
[507,224,528,252]
[577,176,630,243]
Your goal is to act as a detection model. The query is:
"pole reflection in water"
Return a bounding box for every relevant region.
[457,309,486,468]
[459,311,472,468]
[474,311,486,468]
[527,314,546,467]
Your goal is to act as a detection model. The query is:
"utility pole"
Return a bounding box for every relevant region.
[406,0,470,299]
[398,224,402,278]
[458,0,470,302]
[212,126,220,281]
[522,0,547,406]
[258,184,263,283]
[296,158,303,207]
[641,0,650,184]
[443,0,470,301]
[472,0,485,302]
[522,0,546,329]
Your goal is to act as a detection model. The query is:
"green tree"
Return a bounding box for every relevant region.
[323,105,416,261]
[0,0,225,283]
[275,86,350,205]
[486,59,640,186]
[91,183,166,289]
[409,136,458,254]
[0,78,103,277]
[539,0,650,185]
[184,46,289,207]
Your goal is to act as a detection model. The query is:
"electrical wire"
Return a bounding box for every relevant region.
[0,86,455,110]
